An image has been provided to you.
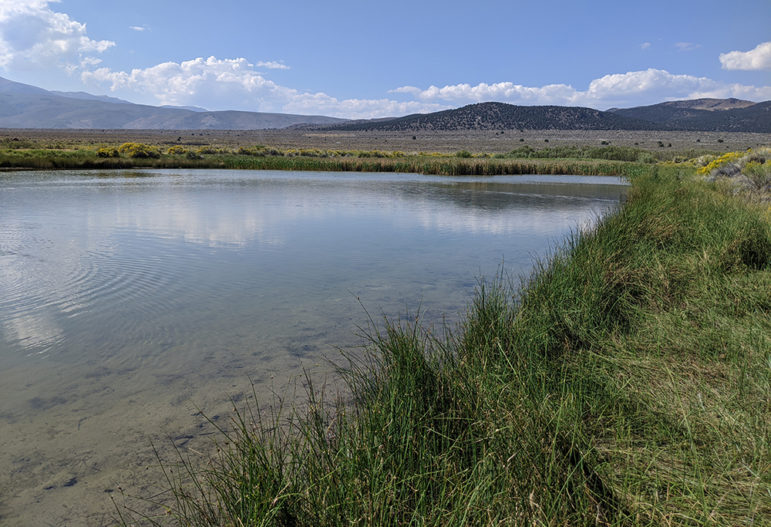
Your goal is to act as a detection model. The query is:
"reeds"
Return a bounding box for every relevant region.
[0,145,657,177]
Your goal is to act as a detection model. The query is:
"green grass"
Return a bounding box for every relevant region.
[0,144,659,177]
[115,164,770,526]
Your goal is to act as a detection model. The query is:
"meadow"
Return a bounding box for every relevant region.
[0,130,754,178]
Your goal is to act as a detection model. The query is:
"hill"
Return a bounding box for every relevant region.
[332,102,661,132]
[0,76,346,130]
[327,99,771,133]
[608,98,771,132]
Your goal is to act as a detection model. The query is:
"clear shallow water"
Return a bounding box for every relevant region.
[0,169,627,524]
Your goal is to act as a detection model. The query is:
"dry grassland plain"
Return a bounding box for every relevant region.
[1,128,768,154]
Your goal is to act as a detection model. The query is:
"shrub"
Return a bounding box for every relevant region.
[117,142,160,159]
[636,152,655,164]
[455,150,472,158]
[167,145,187,155]
[197,146,223,155]
[697,151,743,175]
[743,160,770,189]
[237,146,266,156]
[508,145,535,157]
[96,147,119,158]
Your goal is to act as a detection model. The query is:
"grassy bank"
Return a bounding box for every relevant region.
[116,161,770,526]
[0,142,695,177]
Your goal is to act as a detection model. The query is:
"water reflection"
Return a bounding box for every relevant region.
[0,170,626,525]
[0,171,625,360]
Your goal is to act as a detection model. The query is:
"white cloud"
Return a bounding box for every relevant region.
[0,0,114,70]
[640,42,651,50]
[80,54,771,118]
[720,41,771,70]
[391,81,580,107]
[282,92,444,118]
[393,69,771,109]
[82,56,276,104]
[129,25,147,32]
[82,56,445,118]
[256,60,289,70]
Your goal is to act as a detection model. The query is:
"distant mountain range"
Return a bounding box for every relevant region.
[0,76,345,130]
[0,76,768,132]
[329,99,770,133]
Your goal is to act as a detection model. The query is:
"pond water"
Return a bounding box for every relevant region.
[0,169,627,525]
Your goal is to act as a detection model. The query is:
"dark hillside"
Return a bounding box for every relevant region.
[333,102,662,131]
[610,99,771,132]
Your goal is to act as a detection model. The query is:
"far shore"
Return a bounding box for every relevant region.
[1,128,768,154]
[2,129,768,178]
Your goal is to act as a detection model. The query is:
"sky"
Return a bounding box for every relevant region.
[0,0,769,118]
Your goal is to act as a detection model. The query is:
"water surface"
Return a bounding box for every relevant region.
[0,169,626,524]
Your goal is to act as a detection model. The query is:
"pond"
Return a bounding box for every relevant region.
[0,169,627,525]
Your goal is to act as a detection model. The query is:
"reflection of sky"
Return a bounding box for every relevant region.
[0,252,62,353]
[107,184,607,244]
[0,171,624,360]
[113,200,279,247]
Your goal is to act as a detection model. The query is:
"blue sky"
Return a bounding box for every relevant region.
[1,0,769,118]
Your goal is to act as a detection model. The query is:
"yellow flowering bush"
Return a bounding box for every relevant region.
[697,150,745,175]
[117,142,160,159]
[167,145,188,155]
[96,147,119,158]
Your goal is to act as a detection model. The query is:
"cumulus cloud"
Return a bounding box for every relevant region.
[720,41,771,70]
[82,56,445,118]
[393,69,771,109]
[0,0,114,70]
[84,58,771,118]
[394,81,580,105]
[82,56,280,106]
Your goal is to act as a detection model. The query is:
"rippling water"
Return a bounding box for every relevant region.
[0,169,626,524]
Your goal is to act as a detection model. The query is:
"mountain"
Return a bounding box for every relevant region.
[49,91,132,105]
[326,99,770,133]
[331,102,661,132]
[0,76,346,129]
[160,104,208,112]
[608,98,771,132]
[1,76,768,132]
